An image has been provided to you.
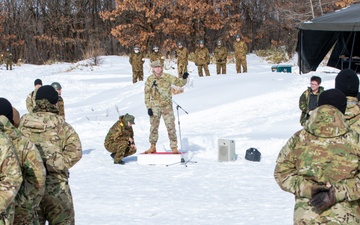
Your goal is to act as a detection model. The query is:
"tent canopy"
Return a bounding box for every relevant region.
[297,4,360,73]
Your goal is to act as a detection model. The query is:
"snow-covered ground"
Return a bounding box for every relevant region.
[0,54,342,224]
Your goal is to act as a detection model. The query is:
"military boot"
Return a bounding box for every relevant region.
[145,143,156,154]
[171,147,179,154]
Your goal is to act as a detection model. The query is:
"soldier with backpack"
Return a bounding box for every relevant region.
[19,85,82,225]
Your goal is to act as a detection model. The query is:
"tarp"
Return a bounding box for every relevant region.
[297,4,360,73]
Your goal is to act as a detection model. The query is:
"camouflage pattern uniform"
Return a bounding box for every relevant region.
[26,89,38,113]
[144,72,187,149]
[214,44,227,74]
[19,99,82,225]
[0,132,22,225]
[342,96,360,134]
[0,116,46,225]
[299,86,325,126]
[4,50,13,70]
[104,115,136,163]
[195,45,210,77]
[176,46,188,78]
[233,39,247,73]
[150,51,165,67]
[58,96,65,118]
[129,50,145,83]
[274,105,360,224]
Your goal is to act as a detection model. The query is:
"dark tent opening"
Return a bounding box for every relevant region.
[297,4,360,74]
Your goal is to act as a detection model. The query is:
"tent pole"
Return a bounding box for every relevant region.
[349,32,356,69]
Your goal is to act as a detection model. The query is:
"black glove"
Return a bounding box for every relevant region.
[195,63,198,66]
[182,72,189,79]
[217,59,222,63]
[310,186,336,212]
[148,108,153,116]
[207,62,210,65]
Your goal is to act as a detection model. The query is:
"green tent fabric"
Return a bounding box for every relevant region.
[297,4,360,74]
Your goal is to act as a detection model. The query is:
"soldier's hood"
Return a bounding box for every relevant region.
[0,115,22,140]
[304,105,348,138]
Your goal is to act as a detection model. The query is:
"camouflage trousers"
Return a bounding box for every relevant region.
[132,70,144,83]
[216,63,226,74]
[6,61,12,70]
[14,203,41,225]
[177,62,188,78]
[38,175,74,225]
[149,105,178,148]
[235,58,247,73]
[197,64,210,77]
[113,146,136,163]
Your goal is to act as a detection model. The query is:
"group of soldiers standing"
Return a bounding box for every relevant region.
[129,34,248,83]
[0,78,81,225]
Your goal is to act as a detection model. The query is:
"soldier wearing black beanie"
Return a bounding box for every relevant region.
[0,97,15,124]
[335,69,359,97]
[35,85,59,104]
[318,89,347,114]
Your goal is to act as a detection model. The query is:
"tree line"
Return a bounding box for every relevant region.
[0,0,358,65]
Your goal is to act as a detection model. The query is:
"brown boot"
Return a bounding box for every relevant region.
[145,143,156,154]
[171,147,179,154]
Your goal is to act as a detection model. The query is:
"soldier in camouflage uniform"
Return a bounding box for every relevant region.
[176,41,189,78]
[19,85,82,225]
[0,131,22,225]
[214,40,227,75]
[4,48,13,70]
[51,82,65,118]
[129,46,145,83]
[299,76,324,126]
[335,69,360,134]
[0,98,46,225]
[144,60,188,154]
[26,79,42,113]
[233,34,247,73]
[149,45,165,67]
[104,113,136,165]
[274,89,360,224]
[194,40,210,77]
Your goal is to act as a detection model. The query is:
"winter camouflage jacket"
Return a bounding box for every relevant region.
[26,89,38,113]
[0,116,46,221]
[104,115,135,154]
[145,73,187,108]
[299,86,324,126]
[176,47,188,65]
[274,105,360,224]
[214,46,227,64]
[233,40,247,59]
[150,52,164,66]
[195,47,210,66]
[129,52,144,72]
[343,96,360,134]
[19,99,82,180]
[0,131,22,223]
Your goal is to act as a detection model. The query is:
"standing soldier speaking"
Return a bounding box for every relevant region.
[214,40,227,75]
[176,41,189,78]
[195,40,210,77]
[144,60,188,154]
[129,46,145,83]
[233,34,247,73]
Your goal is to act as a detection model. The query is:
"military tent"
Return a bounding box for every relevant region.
[297,4,360,74]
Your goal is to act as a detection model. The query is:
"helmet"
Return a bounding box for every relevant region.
[199,40,204,45]
[235,34,241,39]
[134,46,140,50]
[51,82,62,90]
[217,40,222,46]
[177,41,183,47]
[153,45,159,51]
